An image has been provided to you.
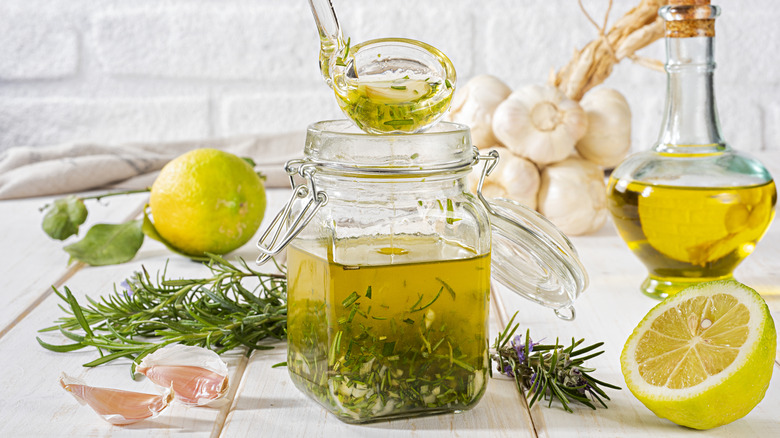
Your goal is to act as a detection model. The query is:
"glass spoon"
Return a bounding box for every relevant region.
[307,0,456,134]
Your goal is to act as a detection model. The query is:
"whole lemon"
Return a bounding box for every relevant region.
[150,148,266,256]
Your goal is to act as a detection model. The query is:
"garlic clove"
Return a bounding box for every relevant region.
[576,88,632,168]
[537,155,607,235]
[492,84,588,166]
[447,74,512,148]
[59,373,173,425]
[468,146,540,210]
[361,79,432,104]
[135,344,229,406]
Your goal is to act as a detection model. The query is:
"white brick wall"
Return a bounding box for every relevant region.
[0,0,777,153]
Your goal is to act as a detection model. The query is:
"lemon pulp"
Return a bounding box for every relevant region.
[634,293,749,389]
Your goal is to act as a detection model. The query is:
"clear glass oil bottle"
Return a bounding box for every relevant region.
[607,1,776,299]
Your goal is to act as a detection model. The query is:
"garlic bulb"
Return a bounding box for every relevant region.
[537,156,607,235]
[468,147,540,210]
[576,88,632,168]
[492,84,588,166]
[448,74,512,147]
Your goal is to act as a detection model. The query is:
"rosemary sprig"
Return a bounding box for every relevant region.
[37,253,287,375]
[491,311,621,412]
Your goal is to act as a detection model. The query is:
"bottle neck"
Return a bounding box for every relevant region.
[655,36,726,153]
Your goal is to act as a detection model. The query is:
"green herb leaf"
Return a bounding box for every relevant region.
[437,278,456,299]
[410,287,443,313]
[36,336,87,352]
[382,341,396,356]
[242,157,257,167]
[42,196,88,240]
[383,119,415,127]
[390,85,407,90]
[342,291,360,308]
[63,220,144,266]
[445,198,461,225]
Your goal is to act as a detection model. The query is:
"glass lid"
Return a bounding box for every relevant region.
[484,196,589,320]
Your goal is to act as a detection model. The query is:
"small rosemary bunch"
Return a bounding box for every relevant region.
[491,312,621,412]
[37,254,287,374]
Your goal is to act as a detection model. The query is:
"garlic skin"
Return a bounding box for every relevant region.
[448,74,512,147]
[537,156,607,235]
[136,344,229,406]
[492,84,588,166]
[576,88,632,168]
[468,147,540,210]
[60,373,173,425]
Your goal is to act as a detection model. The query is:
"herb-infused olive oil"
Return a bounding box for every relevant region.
[607,179,776,297]
[286,235,490,423]
[333,75,453,134]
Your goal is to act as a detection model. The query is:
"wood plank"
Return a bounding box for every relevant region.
[492,218,780,437]
[0,193,148,336]
[0,190,290,437]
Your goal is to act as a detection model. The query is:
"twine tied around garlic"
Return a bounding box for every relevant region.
[453,0,674,235]
[552,0,667,101]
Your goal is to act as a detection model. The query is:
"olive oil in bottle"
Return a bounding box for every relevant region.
[606,1,776,298]
[607,179,776,294]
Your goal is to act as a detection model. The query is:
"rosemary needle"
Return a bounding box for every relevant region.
[37,254,287,374]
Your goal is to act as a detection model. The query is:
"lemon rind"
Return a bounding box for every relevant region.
[621,280,770,399]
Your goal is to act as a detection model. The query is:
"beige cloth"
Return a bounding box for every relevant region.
[0,132,305,200]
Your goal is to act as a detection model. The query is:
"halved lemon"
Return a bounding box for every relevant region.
[621,280,776,429]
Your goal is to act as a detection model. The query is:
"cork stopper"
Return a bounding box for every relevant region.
[663,0,716,38]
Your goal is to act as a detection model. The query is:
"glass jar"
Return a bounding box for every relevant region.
[607,2,776,299]
[257,120,587,423]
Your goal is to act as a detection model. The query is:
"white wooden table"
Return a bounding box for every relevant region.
[1,155,779,437]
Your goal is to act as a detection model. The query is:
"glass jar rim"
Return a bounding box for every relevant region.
[304,120,476,176]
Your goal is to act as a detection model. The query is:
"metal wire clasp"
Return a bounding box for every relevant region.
[255,161,328,266]
[475,148,500,211]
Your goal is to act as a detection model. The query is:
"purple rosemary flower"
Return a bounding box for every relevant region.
[511,334,539,364]
[503,364,515,378]
[120,280,133,298]
[511,334,526,362]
